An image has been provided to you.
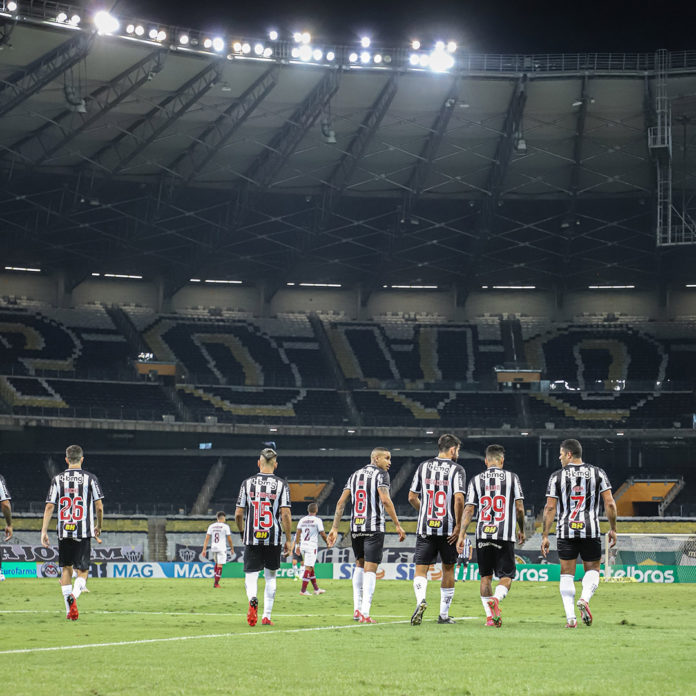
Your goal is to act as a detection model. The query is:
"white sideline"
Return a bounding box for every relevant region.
[0,616,477,655]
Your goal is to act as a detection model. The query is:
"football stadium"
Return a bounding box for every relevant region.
[1,3,696,694]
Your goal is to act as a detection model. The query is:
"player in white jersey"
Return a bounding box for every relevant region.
[294,502,328,596]
[542,439,617,628]
[201,511,234,588]
[457,444,525,627]
[0,473,13,581]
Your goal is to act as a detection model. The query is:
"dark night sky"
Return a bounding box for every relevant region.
[107,0,696,54]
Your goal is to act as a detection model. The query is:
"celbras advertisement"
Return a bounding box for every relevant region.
[1,562,693,582]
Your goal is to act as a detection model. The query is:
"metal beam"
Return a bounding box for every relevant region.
[245,67,341,189]
[401,75,461,220]
[569,75,589,197]
[320,72,399,224]
[0,33,93,119]
[5,50,164,165]
[0,18,16,48]
[89,60,221,176]
[167,63,280,184]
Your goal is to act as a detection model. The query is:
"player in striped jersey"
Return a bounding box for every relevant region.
[0,473,13,581]
[235,447,292,627]
[456,536,472,581]
[294,502,328,596]
[408,433,466,625]
[457,444,525,627]
[201,511,234,588]
[327,447,406,624]
[541,439,617,628]
[40,445,104,620]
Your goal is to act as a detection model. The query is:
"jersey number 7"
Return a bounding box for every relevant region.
[569,495,585,521]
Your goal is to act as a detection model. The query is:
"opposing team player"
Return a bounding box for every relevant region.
[235,447,292,627]
[294,502,328,596]
[201,511,234,588]
[456,535,472,582]
[408,433,466,625]
[40,445,104,620]
[457,444,525,627]
[0,473,12,581]
[541,439,617,628]
[327,447,406,624]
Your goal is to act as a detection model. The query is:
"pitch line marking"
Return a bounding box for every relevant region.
[0,616,478,655]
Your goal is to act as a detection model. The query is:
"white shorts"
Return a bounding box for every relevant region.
[212,551,226,565]
[300,545,318,567]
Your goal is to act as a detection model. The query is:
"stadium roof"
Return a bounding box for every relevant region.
[2,12,696,295]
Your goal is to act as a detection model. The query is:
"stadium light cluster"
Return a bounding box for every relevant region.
[92,272,143,279]
[4,265,40,272]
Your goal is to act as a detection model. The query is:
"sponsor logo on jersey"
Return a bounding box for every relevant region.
[428,520,442,528]
[64,524,76,531]
[354,518,365,525]
[483,525,498,534]
[570,521,585,530]
[255,531,269,539]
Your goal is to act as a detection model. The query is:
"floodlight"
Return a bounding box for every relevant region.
[268,30,278,41]
[360,51,370,63]
[429,50,454,71]
[157,30,166,42]
[312,48,323,60]
[134,25,144,36]
[212,37,224,52]
[69,15,80,25]
[409,53,420,66]
[411,40,420,50]
[298,44,312,61]
[326,51,335,61]
[56,12,68,23]
[383,55,392,63]
[293,32,302,43]
[435,40,445,51]
[232,41,242,52]
[254,43,264,55]
[447,41,457,53]
[301,32,311,44]
[178,34,189,45]
[241,42,251,54]
[94,10,119,34]
[348,52,358,62]
[148,28,158,39]
[418,54,429,67]
[203,37,213,50]
[263,47,273,57]
[360,36,371,48]
[126,23,135,34]
[374,53,382,64]
[291,47,300,58]
[6,1,17,11]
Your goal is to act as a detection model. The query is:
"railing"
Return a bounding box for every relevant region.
[5,2,696,76]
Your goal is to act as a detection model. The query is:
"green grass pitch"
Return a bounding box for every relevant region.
[1,578,695,695]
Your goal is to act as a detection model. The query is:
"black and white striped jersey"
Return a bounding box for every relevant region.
[546,463,611,539]
[410,457,466,536]
[465,468,524,542]
[345,464,390,533]
[236,473,291,546]
[0,474,10,502]
[46,468,104,540]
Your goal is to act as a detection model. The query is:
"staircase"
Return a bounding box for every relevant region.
[191,458,227,515]
[161,384,192,422]
[389,457,418,500]
[147,517,167,562]
[105,304,151,357]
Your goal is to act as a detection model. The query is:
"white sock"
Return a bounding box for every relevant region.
[72,576,87,599]
[61,584,73,613]
[581,570,599,603]
[352,566,364,612]
[494,584,509,602]
[245,571,259,601]
[413,575,427,604]
[560,574,576,620]
[439,587,454,618]
[481,596,493,618]
[263,569,277,619]
[361,571,377,617]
